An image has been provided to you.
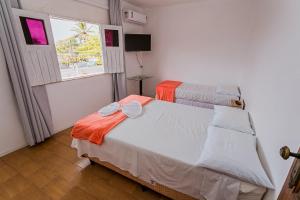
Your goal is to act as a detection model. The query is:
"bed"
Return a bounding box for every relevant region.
[156,81,243,109]
[71,100,267,200]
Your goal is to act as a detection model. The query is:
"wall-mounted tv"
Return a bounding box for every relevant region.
[125,34,151,52]
[19,16,48,45]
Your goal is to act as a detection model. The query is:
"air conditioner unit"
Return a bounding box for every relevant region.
[124,10,147,25]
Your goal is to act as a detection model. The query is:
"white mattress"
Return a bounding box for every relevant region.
[175,83,240,107]
[72,100,266,200]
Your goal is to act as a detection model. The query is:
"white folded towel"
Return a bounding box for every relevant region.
[98,102,121,117]
[122,101,143,118]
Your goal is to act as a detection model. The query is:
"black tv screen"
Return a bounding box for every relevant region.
[125,34,151,52]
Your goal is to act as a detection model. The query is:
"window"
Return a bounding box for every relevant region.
[50,18,104,80]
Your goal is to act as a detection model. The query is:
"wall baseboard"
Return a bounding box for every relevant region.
[0,128,73,158]
[0,144,28,157]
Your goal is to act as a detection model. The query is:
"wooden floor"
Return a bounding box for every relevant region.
[0,129,169,200]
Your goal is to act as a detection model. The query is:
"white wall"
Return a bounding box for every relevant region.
[240,0,300,198]
[122,1,146,95]
[19,0,113,133]
[0,44,27,156]
[143,0,256,96]
[46,75,112,133]
[143,0,300,198]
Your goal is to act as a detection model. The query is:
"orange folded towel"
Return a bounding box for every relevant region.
[71,95,153,145]
[156,80,182,102]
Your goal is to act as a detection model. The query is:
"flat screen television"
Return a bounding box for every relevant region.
[125,34,151,52]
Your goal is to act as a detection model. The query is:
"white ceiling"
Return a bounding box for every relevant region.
[124,0,199,8]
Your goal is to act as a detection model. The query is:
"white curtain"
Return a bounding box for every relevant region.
[109,0,127,101]
[0,0,54,145]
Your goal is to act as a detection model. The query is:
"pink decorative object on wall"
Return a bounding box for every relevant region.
[105,29,119,47]
[105,29,113,47]
[20,17,48,45]
[26,18,48,45]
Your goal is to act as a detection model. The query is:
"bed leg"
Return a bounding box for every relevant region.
[141,185,149,192]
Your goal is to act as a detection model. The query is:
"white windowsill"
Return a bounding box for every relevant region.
[62,72,107,82]
[61,72,108,82]
[45,72,108,86]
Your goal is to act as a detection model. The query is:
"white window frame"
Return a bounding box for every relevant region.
[50,16,106,81]
[12,8,124,85]
[12,8,62,86]
[101,25,125,74]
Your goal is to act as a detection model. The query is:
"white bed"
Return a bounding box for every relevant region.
[72,100,266,200]
[175,83,241,109]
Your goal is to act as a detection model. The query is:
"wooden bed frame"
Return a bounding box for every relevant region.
[84,155,203,200]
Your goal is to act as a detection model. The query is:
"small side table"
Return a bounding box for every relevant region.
[127,75,152,96]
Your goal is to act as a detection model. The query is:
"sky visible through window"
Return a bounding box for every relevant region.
[50,18,104,80]
[51,19,99,41]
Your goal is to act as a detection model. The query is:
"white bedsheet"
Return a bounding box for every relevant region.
[176,98,215,109]
[71,100,266,200]
[175,83,240,106]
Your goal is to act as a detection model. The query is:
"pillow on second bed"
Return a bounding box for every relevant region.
[198,126,274,189]
[211,105,254,135]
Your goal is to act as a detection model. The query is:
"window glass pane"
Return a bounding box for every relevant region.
[50,18,104,80]
[20,17,48,45]
[105,29,119,47]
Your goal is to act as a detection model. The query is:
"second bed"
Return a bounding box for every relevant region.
[156,81,244,109]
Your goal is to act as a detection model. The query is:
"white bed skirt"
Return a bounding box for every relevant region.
[72,138,266,200]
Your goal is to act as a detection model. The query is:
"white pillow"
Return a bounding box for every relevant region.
[216,85,240,97]
[211,105,254,135]
[198,126,274,189]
